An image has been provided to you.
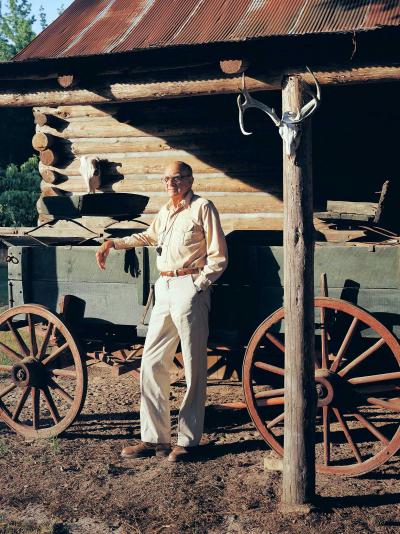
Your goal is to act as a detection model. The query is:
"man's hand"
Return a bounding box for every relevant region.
[96,240,115,270]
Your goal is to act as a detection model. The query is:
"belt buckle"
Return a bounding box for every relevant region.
[174,269,179,277]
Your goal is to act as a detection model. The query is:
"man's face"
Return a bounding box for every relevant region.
[162,165,193,200]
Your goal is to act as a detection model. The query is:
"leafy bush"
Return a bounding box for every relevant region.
[0,155,41,226]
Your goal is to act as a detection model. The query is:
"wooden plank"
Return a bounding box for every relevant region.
[37,188,284,215]
[38,121,236,139]
[34,213,285,233]
[40,154,278,176]
[2,64,400,107]
[34,105,118,119]
[282,75,316,506]
[327,200,376,216]
[67,135,265,155]
[39,174,280,193]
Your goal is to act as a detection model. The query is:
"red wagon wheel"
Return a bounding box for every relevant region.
[243,297,400,476]
[0,304,87,439]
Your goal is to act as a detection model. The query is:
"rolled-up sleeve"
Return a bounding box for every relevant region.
[194,201,228,291]
[112,215,159,250]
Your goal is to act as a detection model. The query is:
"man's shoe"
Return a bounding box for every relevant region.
[167,445,199,463]
[121,441,171,459]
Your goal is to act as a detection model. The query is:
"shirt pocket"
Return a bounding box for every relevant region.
[181,221,197,246]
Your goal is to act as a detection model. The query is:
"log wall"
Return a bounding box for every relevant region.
[32,83,399,240]
[33,94,285,234]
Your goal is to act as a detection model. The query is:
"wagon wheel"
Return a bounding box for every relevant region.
[0,304,87,439]
[243,297,400,476]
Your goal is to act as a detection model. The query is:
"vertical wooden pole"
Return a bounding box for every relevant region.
[282,75,316,506]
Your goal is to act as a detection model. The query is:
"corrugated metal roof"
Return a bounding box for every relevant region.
[13,0,400,61]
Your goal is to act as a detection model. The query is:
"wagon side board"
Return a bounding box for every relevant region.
[6,242,400,339]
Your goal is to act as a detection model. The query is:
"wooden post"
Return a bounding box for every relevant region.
[282,75,316,507]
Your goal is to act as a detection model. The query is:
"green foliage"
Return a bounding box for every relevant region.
[39,4,47,30]
[0,155,40,226]
[0,0,36,60]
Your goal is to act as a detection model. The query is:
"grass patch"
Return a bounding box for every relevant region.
[47,437,60,455]
[0,439,9,455]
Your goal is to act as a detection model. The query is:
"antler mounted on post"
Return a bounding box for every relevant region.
[237,67,321,157]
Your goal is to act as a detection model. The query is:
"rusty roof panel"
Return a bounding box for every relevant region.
[364,0,400,27]
[13,0,400,62]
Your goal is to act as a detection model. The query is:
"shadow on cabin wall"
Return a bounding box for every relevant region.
[86,81,400,214]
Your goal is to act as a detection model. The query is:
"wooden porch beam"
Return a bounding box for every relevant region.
[0,64,399,107]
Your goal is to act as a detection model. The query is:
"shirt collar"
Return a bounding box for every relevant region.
[167,189,193,211]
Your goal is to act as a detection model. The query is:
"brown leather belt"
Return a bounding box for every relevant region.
[160,268,199,277]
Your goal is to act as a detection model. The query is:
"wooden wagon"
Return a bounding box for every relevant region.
[0,192,398,477]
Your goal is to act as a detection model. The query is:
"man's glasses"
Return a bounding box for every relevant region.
[161,173,192,185]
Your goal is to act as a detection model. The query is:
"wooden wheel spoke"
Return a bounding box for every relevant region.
[28,314,38,357]
[256,396,284,407]
[322,406,330,465]
[339,338,386,378]
[48,378,73,404]
[37,322,54,361]
[365,396,400,412]
[12,386,31,421]
[332,407,362,463]
[348,371,400,386]
[265,333,285,353]
[41,342,70,367]
[255,388,285,399]
[51,368,77,379]
[0,364,12,372]
[254,361,285,376]
[0,382,17,399]
[6,320,29,357]
[0,340,24,363]
[330,317,359,372]
[320,307,329,369]
[255,388,285,407]
[42,386,61,424]
[352,407,390,445]
[267,412,284,429]
[32,387,40,430]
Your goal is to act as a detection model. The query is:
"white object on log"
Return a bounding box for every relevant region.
[79,155,101,193]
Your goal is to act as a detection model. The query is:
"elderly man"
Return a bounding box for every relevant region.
[96,161,228,462]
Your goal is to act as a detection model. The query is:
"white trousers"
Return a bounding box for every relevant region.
[140,274,211,447]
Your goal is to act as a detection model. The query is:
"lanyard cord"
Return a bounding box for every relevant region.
[158,207,184,249]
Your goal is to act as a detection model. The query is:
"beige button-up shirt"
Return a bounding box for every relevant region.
[112,190,228,291]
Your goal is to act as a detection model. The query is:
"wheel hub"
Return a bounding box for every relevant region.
[11,357,46,388]
[315,369,335,406]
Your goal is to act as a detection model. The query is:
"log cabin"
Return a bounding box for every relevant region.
[0,0,397,238]
[0,0,400,503]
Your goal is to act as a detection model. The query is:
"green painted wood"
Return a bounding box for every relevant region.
[5,242,400,339]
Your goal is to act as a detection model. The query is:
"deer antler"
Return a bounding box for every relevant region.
[237,73,281,135]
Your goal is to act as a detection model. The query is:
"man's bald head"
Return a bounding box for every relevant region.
[164,161,193,178]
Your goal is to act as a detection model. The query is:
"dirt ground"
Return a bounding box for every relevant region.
[0,368,399,534]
